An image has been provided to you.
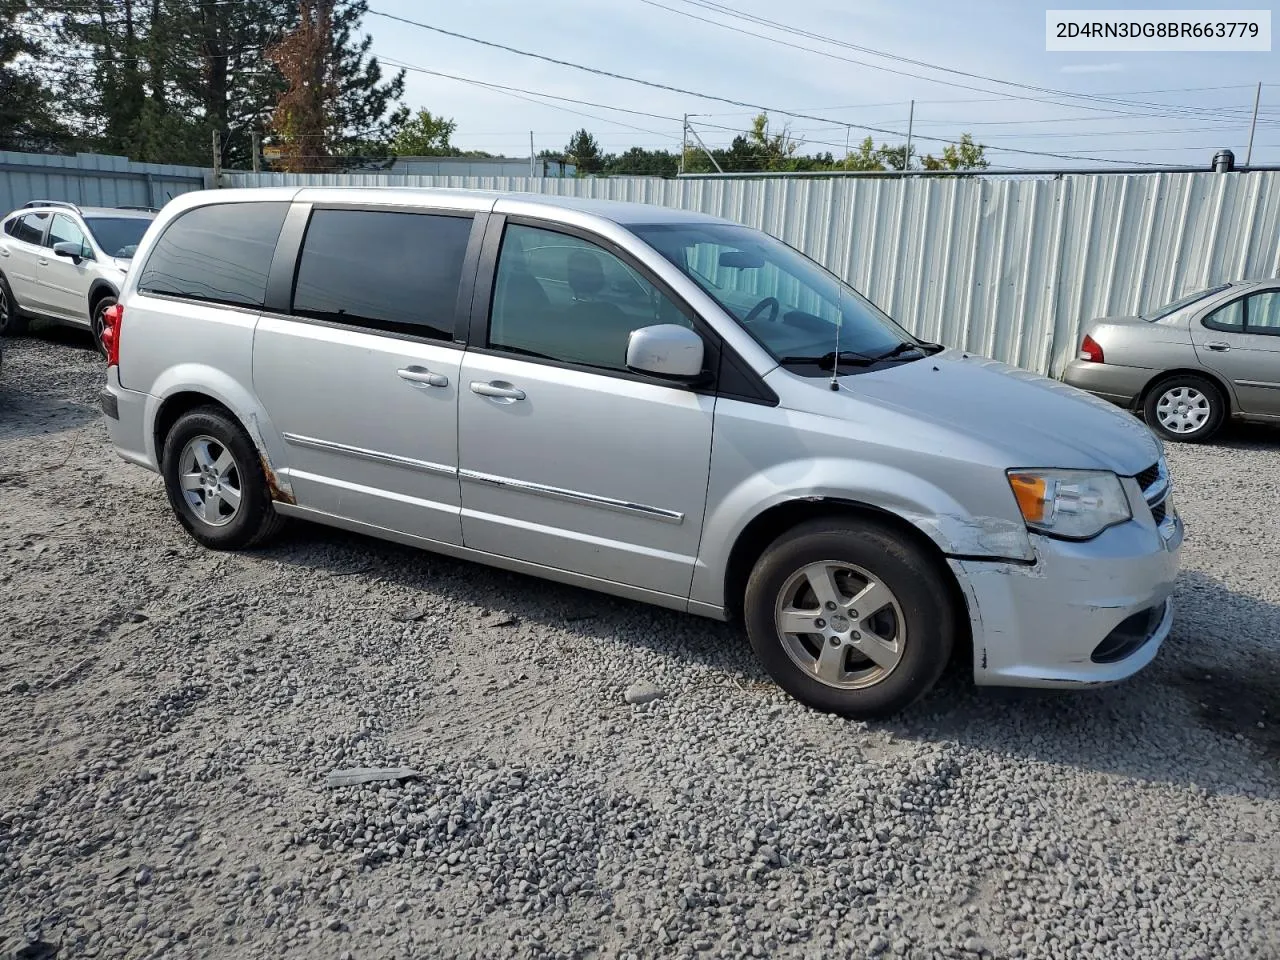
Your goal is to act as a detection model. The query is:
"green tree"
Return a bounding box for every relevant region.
[564,128,603,176]
[390,109,457,156]
[921,133,989,171]
[602,147,679,178]
[0,0,70,151]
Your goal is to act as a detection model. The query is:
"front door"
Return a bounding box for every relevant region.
[39,213,95,323]
[1193,287,1280,416]
[457,221,715,600]
[253,206,478,545]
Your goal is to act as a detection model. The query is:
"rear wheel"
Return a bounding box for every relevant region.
[161,407,286,550]
[743,517,956,718]
[0,272,29,336]
[90,295,116,356]
[1142,374,1224,443]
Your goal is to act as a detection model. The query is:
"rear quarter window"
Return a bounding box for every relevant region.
[137,202,289,308]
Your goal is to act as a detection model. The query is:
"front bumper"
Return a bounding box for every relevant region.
[1061,359,1154,406]
[952,506,1183,688]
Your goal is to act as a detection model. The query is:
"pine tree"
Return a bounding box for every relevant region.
[564,128,603,176]
[0,0,70,151]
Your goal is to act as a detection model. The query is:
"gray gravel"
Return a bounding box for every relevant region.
[1,326,1278,960]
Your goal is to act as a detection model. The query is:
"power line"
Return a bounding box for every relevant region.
[364,9,1166,166]
[653,0,1266,124]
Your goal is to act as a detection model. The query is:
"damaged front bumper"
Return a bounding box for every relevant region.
[951,506,1183,688]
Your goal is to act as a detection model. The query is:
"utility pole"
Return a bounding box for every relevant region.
[844,125,851,171]
[904,100,915,172]
[212,130,221,186]
[251,132,261,174]
[686,121,724,173]
[679,113,688,176]
[530,131,535,177]
[1246,81,1262,167]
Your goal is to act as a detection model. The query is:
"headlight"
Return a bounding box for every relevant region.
[1007,469,1131,540]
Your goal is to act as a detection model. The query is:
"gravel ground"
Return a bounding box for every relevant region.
[1,327,1277,960]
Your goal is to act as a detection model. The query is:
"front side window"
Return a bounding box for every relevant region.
[12,213,48,245]
[1245,291,1280,333]
[137,202,288,308]
[632,222,916,369]
[291,208,471,340]
[488,223,692,371]
[85,216,152,259]
[1203,298,1244,332]
[48,214,89,257]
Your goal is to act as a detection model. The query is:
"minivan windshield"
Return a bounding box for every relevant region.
[84,216,152,259]
[633,222,923,369]
[1142,283,1231,321]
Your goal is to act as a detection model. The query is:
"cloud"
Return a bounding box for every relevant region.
[1059,62,1126,74]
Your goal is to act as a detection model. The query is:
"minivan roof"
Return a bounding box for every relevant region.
[195,186,737,228]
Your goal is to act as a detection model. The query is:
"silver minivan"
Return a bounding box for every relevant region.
[100,188,1183,718]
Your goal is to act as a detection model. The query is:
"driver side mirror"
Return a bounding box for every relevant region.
[626,324,707,383]
[52,241,85,264]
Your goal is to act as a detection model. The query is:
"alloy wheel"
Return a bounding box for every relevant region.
[773,561,907,690]
[178,435,243,527]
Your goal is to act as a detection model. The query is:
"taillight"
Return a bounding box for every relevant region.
[1079,333,1104,363]
[102,303,123,367]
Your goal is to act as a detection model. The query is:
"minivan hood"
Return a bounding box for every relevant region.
[834,350,1160,476]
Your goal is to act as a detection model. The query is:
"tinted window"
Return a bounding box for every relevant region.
[2,217,15,236]
[137,202,288,308]
[1203,298,1244,332]
[1247,291,1280,333]
[489,224,692,371]
[292,209,471,340]
[48,214,88,253]
[12,213,48,245]
[85,216,151,259]
[1145,283,1231,321]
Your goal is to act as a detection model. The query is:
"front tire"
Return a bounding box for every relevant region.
[161,407,286,550]
[90,295,116,356]
[744,518,956,719]
[1142,374,1225,443]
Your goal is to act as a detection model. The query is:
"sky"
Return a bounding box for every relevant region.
[360,0,1280,170]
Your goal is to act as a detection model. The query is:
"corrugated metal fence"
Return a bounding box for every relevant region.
[0,151,208,216]
[224,169,1280,376]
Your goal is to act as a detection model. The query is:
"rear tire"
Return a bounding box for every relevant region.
[743,517,956,719]
[0,272,29,336]
[90,294,116,357]
[1142,374,1225,443]
[161,406,287,550]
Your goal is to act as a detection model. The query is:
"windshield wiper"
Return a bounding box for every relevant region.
[779,342,923,370]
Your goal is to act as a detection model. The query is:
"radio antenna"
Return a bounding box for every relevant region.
[829,287,843,391]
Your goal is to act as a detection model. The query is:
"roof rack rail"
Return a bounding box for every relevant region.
[22,199,80,212]
[115,205,160,213]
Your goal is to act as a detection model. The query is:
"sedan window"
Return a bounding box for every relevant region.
[1246,291,1280,333]
[1203,298,1244,332]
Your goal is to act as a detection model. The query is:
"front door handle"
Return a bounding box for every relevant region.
[397,366,449,387]
[0,249,9,257]
[470,380,526,401]
[36,258,49,266]
[1205,341,1231,352]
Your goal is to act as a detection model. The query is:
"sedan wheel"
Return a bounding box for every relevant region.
[1143,374,1225,443]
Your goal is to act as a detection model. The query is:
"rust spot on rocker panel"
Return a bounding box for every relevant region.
[261,454,296,505]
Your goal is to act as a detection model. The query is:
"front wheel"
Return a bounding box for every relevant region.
[161,407,286,550]
[743,518,956,718]
[90,295,116,356]
[1142,375,1225,443]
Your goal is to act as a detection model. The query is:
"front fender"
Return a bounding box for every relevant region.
[144,364,294,501]
[689,457,1033,610]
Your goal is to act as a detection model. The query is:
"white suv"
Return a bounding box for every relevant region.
[0,201,156,353]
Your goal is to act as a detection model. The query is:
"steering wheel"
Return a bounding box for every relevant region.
[742,296,780,325]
